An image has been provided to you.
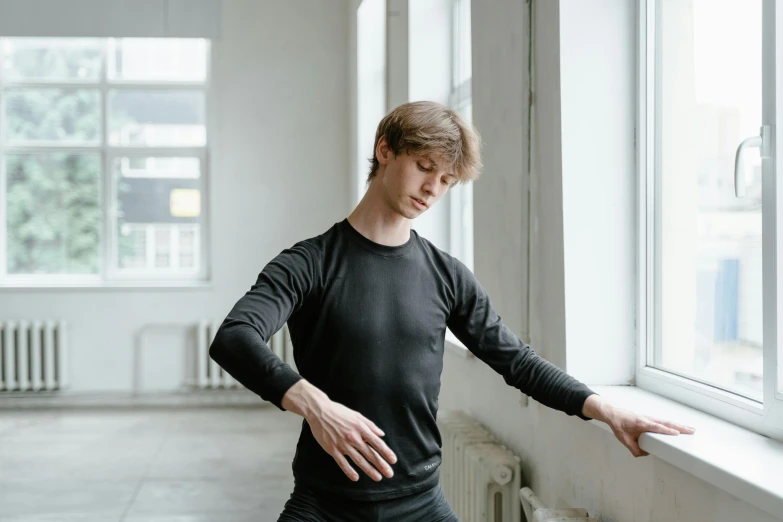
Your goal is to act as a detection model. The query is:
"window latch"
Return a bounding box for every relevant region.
[734,124,773,198]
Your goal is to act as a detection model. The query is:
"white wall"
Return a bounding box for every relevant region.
[440,0,782,520]
[470,0,529,340]
[0,0,350,394]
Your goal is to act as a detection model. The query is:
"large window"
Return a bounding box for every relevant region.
[639,0,782,437]
[0,38,209,285]
[449,0,474,273]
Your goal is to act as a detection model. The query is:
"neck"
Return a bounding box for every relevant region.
[347,176,411,247]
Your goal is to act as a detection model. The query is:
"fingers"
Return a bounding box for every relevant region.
[614,422,650,458]
[333,444,382,483]
[361,426,398,466]
[319,407,398,483]
[330,426,396,482]
[626,436,649,458]
[333,452,360,482]
[636,417,679,436]
[647,417,696,434]
[619,414,696,459]
[327,427,380,482]
[348,427,395,480]
[650,422,680,435]
[356,435,394,479]
[344,444,385,482]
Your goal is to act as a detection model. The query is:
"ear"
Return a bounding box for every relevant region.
[375,135,392,166]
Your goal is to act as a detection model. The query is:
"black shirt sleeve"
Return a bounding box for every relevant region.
[446,256,598,420]
[209,241,319,411]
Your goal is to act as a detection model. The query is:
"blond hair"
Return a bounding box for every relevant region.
[366,101,482,186]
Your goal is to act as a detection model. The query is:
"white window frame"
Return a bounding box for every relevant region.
[448,0,474,273]
[0,38,211,286]
[636,0,783,439]
[117,222,200,273]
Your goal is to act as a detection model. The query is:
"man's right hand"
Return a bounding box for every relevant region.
[281,379,398,482]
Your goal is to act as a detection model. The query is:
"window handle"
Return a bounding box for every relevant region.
[735,124,772,198]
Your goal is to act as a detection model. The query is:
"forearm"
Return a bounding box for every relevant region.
[497,346,598,420]
[209,323,302,410]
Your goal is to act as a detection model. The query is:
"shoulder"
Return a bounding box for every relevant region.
[282,223,345,287]
[412,230,456,267]
[289,222,340,262]
[410,230,475,290]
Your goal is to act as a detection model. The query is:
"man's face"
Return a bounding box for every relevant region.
[377,140,457,219]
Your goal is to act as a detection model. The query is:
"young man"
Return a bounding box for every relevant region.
[209,101,695,522]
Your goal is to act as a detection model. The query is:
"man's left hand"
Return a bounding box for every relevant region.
[582,394,696,458]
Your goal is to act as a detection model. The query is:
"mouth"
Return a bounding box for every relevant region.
[411,197,428,209]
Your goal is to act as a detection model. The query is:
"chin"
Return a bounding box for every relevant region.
[391,204,414,219]
[409,205,426,218]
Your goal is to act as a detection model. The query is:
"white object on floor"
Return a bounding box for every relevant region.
[519,486,599,521]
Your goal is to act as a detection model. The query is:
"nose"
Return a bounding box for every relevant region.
[422,176,439,198]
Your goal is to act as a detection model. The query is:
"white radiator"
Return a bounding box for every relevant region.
[437,409,522,522]
[519,487,599,522]
[0,320,69,392]
[195,321,295,389]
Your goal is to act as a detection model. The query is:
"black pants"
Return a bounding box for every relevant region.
[277,481,460,522]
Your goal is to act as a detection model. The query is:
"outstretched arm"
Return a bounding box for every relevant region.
[446,256,597,420]
[446,257,696,457]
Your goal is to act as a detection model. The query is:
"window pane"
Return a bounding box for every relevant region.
[2,38,102,81]
[119,156,200,179]
[3,89,101,143]
[456,0,472,88]
[655,0,762,401]
[114,157,201,273]
[108,38,207,81]
[5,153,101,275]
[179,228,197,269]
[118,225,147,269]
[459,100,473,126]
[109,90,206,146]
[154,227,171,268]
[458,100,473,273]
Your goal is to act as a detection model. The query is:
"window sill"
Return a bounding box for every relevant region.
[0,280,213,291]
[586,385,783,520]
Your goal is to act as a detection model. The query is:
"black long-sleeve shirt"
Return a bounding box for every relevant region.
[209,218,597,501]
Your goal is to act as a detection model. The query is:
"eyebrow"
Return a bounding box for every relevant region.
[421,156,438,168]
[422,155,456,178]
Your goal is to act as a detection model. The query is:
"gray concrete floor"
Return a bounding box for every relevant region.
[0,406,303,521]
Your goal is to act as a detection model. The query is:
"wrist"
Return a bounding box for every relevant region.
[581,393,613,423]
[282,379,329,420]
